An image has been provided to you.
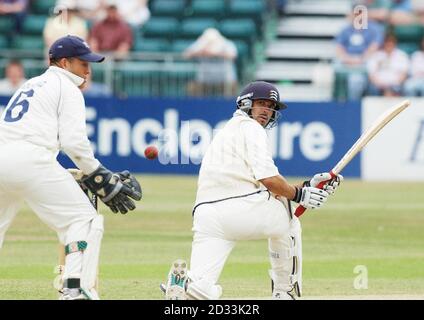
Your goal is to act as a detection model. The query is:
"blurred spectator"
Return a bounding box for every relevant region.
[114,0,150,28]
[183,28,238,97]
[367,34,409,96]
[74,0,106,22]
[390,0,416,25]
[76,0,150,26]
[0,59,27,96]
[412,0,424,24]
[356,0,417,25]
[334,6,384,100]
[82,73,112,98]
[0,0,28,34]
[89,4,133,59]
[404,37,424,96]
[44,0,88,49]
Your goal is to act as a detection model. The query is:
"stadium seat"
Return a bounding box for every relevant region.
[228,0,265,16]
[22,15,47,35]
[233,40,249,59]
[150,0,186,18]
[0,62,5,78]
[228,0,266,31]
[31,0,56,15]
[393,24,424,42]
[12,36,44,51]
[170,39,194,53]
[218,19,257,48]
[21,59,47,78]
[398,42,420,55]
[0,16,14,34]
[233,40,249,80]
[141,17,180,40]
[0,35,8,49]
[333,72,347,101]
[133,38,172,52]
[190,0,226,19]
[180,18,217,38]
[91,63,107,83]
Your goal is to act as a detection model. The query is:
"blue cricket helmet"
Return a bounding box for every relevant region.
[236,81,287,129]
[236,81,287,110]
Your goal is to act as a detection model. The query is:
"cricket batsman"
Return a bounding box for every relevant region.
[0,35,142,300]
[162,81,343,300]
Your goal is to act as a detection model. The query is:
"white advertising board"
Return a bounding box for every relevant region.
[362,97,424,181]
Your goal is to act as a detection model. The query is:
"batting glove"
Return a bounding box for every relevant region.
[292,186,329,210]
[304,172,344,196]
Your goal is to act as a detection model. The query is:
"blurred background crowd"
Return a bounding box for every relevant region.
[1,0,424,101]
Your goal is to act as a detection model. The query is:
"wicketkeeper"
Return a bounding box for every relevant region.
[162,81,343,300]
[0,35,142,300]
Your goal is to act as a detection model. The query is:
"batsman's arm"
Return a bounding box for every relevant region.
[260,175,329,211]
[259,175,297,201]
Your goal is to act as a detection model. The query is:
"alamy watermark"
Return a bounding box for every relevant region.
[353,5,368,30]
[353,265,368,290]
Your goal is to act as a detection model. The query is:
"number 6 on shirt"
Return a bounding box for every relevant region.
[3,89,34,122]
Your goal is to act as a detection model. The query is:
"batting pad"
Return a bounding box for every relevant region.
[268,216,302,298]
[80,214,104,300]
[289,217,302,296]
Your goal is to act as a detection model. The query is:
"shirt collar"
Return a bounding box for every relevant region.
[233,109,249,117]
[48,66,85,87]
[234,109,266,129]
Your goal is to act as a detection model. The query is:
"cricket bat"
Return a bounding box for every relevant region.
[295,99,411,217]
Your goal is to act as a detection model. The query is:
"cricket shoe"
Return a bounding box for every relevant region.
[163,259,189,300]
[272,290,296,300]
[59,288,88,300]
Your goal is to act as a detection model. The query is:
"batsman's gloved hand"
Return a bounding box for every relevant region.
[81,166,142,214]
[292,186,329,210]
[304,172,344,196]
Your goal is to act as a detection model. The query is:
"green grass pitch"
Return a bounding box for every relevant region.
[0,175,423,299]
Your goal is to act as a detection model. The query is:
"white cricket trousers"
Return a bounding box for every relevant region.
[190,191,293,292]
[0,141,98,279]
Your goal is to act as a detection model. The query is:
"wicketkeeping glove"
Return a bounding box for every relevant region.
[304,172,343,196]
[81,166,142,214]
[292,186,329,210]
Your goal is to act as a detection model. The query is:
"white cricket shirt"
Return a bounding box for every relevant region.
[195,109,279,205]
[0,66,100,174]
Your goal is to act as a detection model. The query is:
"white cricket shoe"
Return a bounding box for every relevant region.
[164,259,189,300]
[59,288,88,300]
[272,290,296,300]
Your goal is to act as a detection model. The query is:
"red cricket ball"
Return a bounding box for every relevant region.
[144,145,158,160]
